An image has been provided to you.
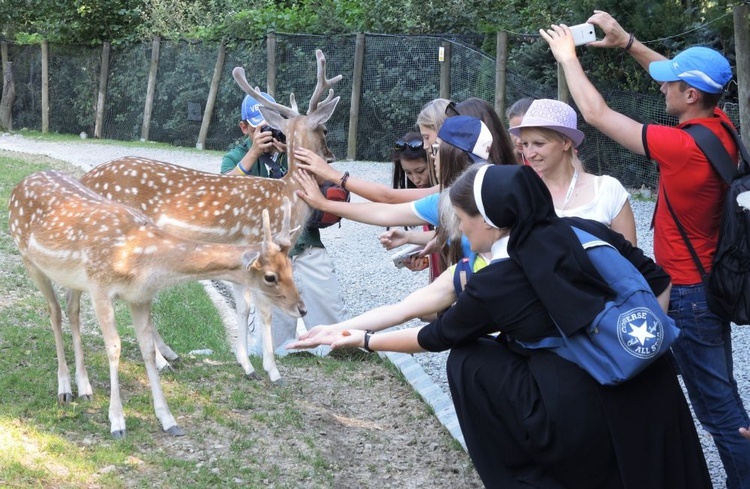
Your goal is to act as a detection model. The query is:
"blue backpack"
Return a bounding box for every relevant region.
[452,227,680,385]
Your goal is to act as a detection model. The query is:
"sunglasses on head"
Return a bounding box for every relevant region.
[445,101,461,117]
[394,140,424,152]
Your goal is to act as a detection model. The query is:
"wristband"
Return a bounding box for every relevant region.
[624,33,635,52]
[363,330,374,352]
[236,163,252,175]
[340,171,350,189]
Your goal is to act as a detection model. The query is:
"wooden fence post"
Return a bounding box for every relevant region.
[41,40,49,133]
[267,33,276,97]
[141,35,161,142]
[495,32,508,121]
[347,33,365,161]
[440,41,451,100]
[94,42,111,139]
[734,4,749,142]
[196,42,226,150]
[0,41,13,131]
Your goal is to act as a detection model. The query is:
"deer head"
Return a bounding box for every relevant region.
[232,49,341,164]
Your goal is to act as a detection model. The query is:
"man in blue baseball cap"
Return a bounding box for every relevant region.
[541,10,749,488]
[221,92,287,178]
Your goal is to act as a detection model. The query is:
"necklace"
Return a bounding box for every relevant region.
[560,169,579,209]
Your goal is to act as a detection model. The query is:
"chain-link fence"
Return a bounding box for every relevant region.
[5,33,741,188]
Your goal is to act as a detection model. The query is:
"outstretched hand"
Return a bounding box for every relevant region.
[294,170,327,210]
[586,10,631,49]
[287,328,365,351]
[539,24,578,64]
[378,229,408,250]
[294,147,340,182]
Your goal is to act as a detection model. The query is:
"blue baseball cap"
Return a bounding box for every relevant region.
[648,47,732,94]
[241,92,276,127]
[438,115,493,162]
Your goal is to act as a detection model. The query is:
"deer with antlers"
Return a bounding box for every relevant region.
[8,170,304,438]
[78,49,345,382]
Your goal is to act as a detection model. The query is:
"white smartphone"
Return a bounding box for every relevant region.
[569,23,596,46]
[391,244,424,269]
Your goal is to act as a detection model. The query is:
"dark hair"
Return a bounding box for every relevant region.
[448,164,481,217]
[677,81,723,111]
[453,97,518,166]
[391,132,429,189]
[433,144,476,267]
[506,97,535,123]
[438,142,474,190]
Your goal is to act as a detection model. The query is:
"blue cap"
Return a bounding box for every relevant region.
[648,47,732,94]
[438,115,493,162]
[241,92,276,127]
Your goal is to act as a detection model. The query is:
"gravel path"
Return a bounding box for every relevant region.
[2,132,745,487]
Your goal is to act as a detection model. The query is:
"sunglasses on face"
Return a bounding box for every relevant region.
[394,140,424,152]
[445,101,461,117]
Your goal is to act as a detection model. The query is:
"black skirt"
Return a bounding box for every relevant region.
[447,336,711,489]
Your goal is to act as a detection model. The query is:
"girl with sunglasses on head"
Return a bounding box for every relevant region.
[294,132,438,206]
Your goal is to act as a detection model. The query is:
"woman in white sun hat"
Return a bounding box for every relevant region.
[509,98,637,245]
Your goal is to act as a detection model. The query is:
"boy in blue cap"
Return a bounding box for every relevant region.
[221,94,347,357]
[221,93,287,177]
[542,10,748,488]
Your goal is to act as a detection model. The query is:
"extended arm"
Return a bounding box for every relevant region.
[540,24,646,156]
[287,269,456,349]
[295,147,438,203]
[294,170,427,226]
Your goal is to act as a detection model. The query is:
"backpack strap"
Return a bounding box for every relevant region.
[452,258,472,297]
[682,123,739,184]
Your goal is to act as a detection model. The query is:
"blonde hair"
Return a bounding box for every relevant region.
[524,127,585,173]
[416,98,450,133]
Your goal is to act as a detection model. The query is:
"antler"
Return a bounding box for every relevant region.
[307,50,343,115]
[261,208,273,254]
[232,67,300,118]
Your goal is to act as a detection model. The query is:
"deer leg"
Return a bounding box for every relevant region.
[26,264,73,404]
[65,289,93,400]
[231,283,259,380]
[89,289,126,438]
[129,302,183,436]
[152,324,178,373]
[256,299,281,383]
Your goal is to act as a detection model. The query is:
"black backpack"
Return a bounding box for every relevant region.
[664,121,750,324]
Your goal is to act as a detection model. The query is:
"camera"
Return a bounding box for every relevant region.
[569,23,597,46]
[260,125,286,143]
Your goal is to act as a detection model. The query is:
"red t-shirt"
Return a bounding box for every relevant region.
[645,108,737,285]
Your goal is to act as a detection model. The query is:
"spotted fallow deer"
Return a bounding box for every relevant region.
[79,49,342,382]
[8,171,305,438]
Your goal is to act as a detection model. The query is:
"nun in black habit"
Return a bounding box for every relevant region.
[290,164,711,488]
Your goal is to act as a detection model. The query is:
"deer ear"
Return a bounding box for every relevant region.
[259,107,289,134]
[241,250,261,270]
[307,96,339,127]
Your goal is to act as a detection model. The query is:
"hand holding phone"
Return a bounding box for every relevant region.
[391,245,424,269]
[569,23,596,46]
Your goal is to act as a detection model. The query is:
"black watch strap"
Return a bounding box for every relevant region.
[363,330,374,352]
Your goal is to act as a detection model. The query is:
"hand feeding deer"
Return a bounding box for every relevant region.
[8,170,304,438]
[78,49,342,383]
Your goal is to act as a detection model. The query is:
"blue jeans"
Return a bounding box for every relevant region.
[670,283,750,489]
